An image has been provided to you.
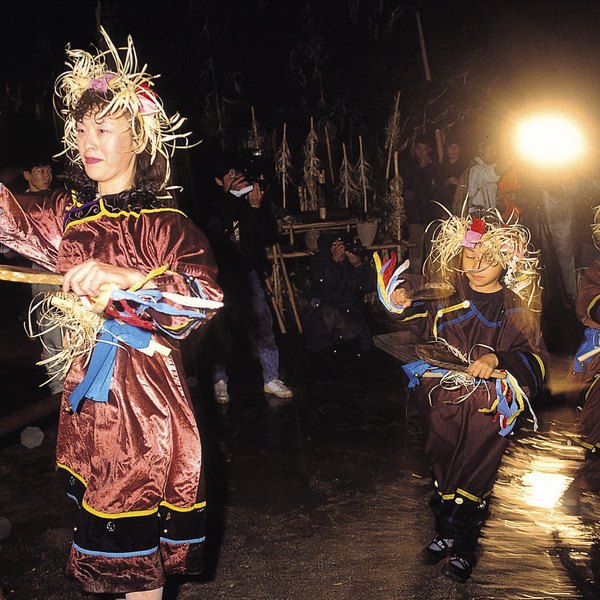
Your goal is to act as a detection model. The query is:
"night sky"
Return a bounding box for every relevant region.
[2,0,600,203]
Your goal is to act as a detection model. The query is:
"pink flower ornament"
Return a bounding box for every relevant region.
[88,73,116,93]
[461,229,483,249]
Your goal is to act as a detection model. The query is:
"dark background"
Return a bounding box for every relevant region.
[2,0,600,216]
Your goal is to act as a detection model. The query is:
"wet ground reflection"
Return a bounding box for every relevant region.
[478,414,599,599]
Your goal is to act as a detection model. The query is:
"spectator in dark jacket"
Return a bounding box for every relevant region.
[202,155,292,404]
[304,232,376,357]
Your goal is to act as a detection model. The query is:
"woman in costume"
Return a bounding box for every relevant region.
[563,205,600,510]
[375,211,546,582]
[0,29,222,598]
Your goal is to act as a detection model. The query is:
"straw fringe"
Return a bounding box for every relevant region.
[26,292,104,384]
[424,208,541,308]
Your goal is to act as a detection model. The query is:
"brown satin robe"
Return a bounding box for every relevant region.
[0,185,222,593]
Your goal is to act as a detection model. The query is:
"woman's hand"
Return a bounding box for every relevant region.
[62,260,145,298]
[390,287,412,308]
[467,353,499,379]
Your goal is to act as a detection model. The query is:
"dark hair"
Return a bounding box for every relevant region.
[214,152,246,179]
[65,88,170,203]
[415,136,433,148]
[22,157,52,172]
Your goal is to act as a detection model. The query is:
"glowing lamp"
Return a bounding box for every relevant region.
[514,112,586,169]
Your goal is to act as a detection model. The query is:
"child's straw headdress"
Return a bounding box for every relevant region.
[425,209,541,307]
[54,27,192,189]
[591,205,600,247]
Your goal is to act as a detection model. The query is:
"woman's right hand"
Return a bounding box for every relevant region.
[390,287,412,308]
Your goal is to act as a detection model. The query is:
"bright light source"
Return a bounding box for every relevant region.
[514,112,586,169]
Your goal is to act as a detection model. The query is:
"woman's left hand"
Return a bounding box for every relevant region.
[467,353,499,379]
[62,260,145,297]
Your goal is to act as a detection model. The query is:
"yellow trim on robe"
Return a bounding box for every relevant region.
[64,196,187,232]
[587,294,600,319]
[57,463,205,516]
[160,500,207,512]
[585,374,600,402]
[57,462,88,487]
[432,300,470,339]
[82,500,159,519]
[440,488,491,503]
[530,353,546,380]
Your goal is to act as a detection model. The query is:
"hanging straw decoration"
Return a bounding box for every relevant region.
[324,123,335,185]
[303,117,320,211]
[356,135,373,215]
[384,91,401,180]
[247,106,264,152]
[425,209,542,308]
[336,142,360,209]
[275,123,293,210]
[383,151,406,241]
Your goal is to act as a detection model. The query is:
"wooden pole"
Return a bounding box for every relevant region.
[435,128,444,164]
[0,393,60,439]
[415,11,432,82]
[416,12,444,164]
[264,251,287,335]
[342,143,349,209]
[359,135,368,215]
[282,123,287,209]
[385,91,401,180]
[275,243,303,334]
[393,150,403,240]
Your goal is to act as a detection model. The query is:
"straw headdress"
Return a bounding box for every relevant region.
[54,27,192,189]
[425,209,541,307]
[591,204,600,247]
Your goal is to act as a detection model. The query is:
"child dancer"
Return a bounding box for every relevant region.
[376,211,546,582]
[564,204,600,509]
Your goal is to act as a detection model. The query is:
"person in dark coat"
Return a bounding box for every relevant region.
[202,154,293,404]
[304,232,376,357]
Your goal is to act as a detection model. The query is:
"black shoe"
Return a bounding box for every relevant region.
[418,537,454,565]
[444,555,473,583]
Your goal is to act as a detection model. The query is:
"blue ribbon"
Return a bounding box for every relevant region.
[111,289,207,320]
[69,320,152,412]
[573,327,600,373]
[494,377,519,437]
[401,359,445,388]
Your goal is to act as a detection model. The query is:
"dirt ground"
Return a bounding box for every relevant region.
[0,284,599,600]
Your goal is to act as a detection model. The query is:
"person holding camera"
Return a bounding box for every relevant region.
[202,155,293,404]
[304,232,376,362]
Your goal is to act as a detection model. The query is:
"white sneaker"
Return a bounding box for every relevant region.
[213,380,230,404]
[263,378,293,398]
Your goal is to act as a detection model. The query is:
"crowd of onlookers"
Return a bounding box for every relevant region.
[4,131,599,406]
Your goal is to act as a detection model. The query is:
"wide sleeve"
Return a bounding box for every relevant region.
[495,309,547,399]
[0,184,68,271]
[576,260,600,329]
[128,211,223,339]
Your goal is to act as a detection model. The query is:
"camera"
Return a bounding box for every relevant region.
[243,152,269,192]
[336,235,364,257]
[345,241,365,257]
